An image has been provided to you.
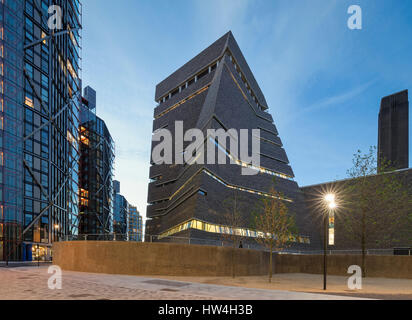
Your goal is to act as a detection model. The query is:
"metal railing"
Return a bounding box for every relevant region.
[65,233,260,249]
[65,233,143,242]
[147,234,262,249]
[0,261,52,268]
[275,249,399,256]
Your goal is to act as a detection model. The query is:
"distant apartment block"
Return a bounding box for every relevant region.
[128,206,142,242]
[113,180,128,240]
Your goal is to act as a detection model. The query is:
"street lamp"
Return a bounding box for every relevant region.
[325,194,335,203]
[323,193,337,290]
[36,244,40,267]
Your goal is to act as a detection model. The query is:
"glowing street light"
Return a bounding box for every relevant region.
[322,193,337,290]
[328,202,337,209]
[324,194,335,203]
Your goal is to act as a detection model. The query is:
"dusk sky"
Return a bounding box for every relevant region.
[81,0,412,224]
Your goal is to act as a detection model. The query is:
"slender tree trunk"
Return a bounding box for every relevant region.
[361,210,366,278]
[232,243,235,279]
[269,242,273,283]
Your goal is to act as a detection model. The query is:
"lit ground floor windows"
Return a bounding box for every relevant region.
[158,218,310,244]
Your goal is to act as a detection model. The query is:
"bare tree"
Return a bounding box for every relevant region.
[221,190,247,278]
[341,146,412,276]
[253,179,296,283]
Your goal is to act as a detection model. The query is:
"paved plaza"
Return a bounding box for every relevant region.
[158,273,412,300]
[0,266,369,300]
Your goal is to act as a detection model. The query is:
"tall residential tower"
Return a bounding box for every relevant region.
[78,86,115,239]
[1,0,82,261]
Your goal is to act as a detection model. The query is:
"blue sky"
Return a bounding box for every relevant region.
[81,0,412,222]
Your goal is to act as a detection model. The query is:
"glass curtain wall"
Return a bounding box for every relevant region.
[0,0,24,262]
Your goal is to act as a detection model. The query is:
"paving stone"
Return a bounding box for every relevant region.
[0,266,367,300]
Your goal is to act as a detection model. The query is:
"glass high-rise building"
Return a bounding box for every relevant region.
[79,86,114,239]
[112,180,128,241]
[0,0,82,261]
[128,205,142,242]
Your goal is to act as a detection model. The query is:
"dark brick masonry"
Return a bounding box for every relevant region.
[378,90,409,171]
[145,32,314,249]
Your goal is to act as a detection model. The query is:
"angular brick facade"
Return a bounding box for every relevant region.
[146,32,313,249]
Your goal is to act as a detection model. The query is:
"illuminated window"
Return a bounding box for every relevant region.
[58,54,66,75]
[158,218,310,244]
[25,96,34,108]
[203,169,293,202]
[80,188,89,198]
[41,31,47,44]
[67,130,76,145]
[80,135,89,146]
[67,59,77,79]
[210,137,294,181]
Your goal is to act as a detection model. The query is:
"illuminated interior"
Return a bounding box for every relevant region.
[158,218,310,244]
[203,170,293,202]
[24,96,34,108]
[210,137,294,181]
[67,59,77,79]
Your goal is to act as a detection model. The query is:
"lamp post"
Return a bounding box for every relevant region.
[37,244,40,267]
[323,194,336,290]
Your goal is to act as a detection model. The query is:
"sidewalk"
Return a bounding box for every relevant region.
[0,267,369,300]
[155,273,412,300]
